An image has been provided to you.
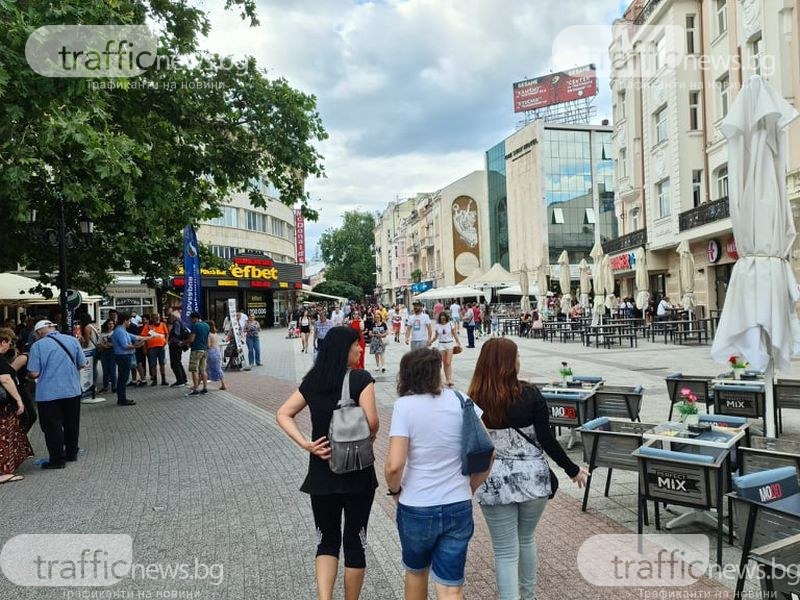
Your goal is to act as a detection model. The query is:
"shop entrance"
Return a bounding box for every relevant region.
[714,263,734,310]
[207,290,240,330]
[245,291,274,328]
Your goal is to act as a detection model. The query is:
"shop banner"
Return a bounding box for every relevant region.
[182,225,203,327]
[227,298,250,370]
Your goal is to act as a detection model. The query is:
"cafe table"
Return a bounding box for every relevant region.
[711,374,772,435]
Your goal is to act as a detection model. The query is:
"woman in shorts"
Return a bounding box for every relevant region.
[298,310,312,353]
[428,312,461,388]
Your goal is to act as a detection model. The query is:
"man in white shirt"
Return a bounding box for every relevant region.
[331,306,344,326]
[405,301,433,351]
[656,296,672,321]
[449,301,461,331]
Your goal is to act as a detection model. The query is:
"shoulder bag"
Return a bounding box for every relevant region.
[328,370,375,474]
[454,390,494,475]
[511,425,558,499]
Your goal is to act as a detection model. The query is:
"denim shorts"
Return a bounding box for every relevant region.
[396,500,474,587]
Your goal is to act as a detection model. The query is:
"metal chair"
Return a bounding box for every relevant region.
[593,385,644,422]
[774,379,800,435]
[664,373,713,421]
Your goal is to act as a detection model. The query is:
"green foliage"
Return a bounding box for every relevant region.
[410,269,422,283]
[318,211,376,297]
[0,0,327,294]
[312,280,361,301]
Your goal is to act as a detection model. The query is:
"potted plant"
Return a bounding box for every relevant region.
[677,387,699,425]
[728,355,748,380]
[559,361,573,387]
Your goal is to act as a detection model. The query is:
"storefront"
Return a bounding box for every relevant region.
[706,237,738,311]
[99,282,157,323]
[608,250,635,299]
[172,254,303,329]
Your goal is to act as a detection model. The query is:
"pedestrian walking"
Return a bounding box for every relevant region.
[97,319,117,394]
[385,348,493,600]
[312,311,333,361]
[185,312,210,396]
[206,321,227,391]
[468,338,589,600]
[141,313,169,386]
[368,313,388,372]
[244,312,262,366]
[26,320,87,468]
[111,314,147,406]
[299,310,312,353]
[276,327,379,600]
[404,301,432,351]
[463,303,477,348]
[0,328,34,482]
[167,311,189,387]
[428,312,461,388]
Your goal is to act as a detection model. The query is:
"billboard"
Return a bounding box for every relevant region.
[513,64,597,113]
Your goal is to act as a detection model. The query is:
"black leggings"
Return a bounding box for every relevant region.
[310,490,375,568]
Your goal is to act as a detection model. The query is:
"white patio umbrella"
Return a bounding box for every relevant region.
[590,241,605,326]
[710,75,800,438]
[0,272,59,303]
[557,250,572,313]
[601,255,617,311]
[535,251,549,309]
[578,259,591,308]
[634,246,650,310]
[519,262,530,313]
[676,240,696,313]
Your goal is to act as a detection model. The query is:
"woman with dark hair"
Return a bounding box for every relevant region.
[0,328,34,483]
[276,326,379,600]
[428,312,461,387]
[349,311,365,369]
[298,309,312,353]
[468,338,588,600]
[385,348,492,600]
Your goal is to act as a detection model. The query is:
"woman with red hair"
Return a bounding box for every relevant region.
[468,338,588,600]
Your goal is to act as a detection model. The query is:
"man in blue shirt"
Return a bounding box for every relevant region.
[27,320,87,469]
[111,313,146,406]
[185,312,210,396]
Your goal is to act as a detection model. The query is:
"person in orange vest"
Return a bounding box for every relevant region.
[141,313,170,386]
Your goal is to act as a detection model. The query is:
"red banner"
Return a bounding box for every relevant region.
[513,64,598,113]
[294,209,305,267]
[725,238,738,260]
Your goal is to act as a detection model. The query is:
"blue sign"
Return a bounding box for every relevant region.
[411,280,433,294]
[182,225,203,326]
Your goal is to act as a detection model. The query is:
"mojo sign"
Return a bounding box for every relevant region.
[548,402,579,426]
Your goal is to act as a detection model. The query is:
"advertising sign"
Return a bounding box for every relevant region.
[452,196,481,284]
[706,239,721,263]
[227,298,250,370]
[182,225,203,327]
[513,64,598,113]
[294,209,306,269]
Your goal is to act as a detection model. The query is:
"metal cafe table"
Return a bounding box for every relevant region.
[634,420,749,564]
[539,381,602,449]
[711,375,772,435]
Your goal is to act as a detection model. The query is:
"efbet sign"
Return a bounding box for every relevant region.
[609,251,637,272]
[176,265,279,281]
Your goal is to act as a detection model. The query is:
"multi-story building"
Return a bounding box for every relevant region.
[486,122,617,287]
[374,198,415,305]
[608,0,800,313]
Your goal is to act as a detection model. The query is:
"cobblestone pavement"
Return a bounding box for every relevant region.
[5,327,796,598]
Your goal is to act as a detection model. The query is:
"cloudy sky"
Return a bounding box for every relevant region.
[202,0,629,256]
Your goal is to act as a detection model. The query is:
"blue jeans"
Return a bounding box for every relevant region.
[480,498,548,600]
[246,335,261,365]
[466,324,475,347]
[101,350,117,391]
[396,500,474,587]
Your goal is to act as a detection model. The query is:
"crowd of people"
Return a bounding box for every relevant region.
[277,304,590,600]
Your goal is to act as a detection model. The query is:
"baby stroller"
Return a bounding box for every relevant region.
[286,320,299,339]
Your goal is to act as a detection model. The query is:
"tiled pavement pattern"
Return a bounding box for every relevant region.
[6,328,800,598]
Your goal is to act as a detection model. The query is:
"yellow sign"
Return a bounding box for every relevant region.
[176,265,279,281]
[217,280,238,287]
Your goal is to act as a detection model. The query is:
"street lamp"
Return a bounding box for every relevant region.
[26,175,93,333]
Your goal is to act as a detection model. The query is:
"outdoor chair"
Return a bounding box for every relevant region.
[728,466,800,595]
[738,436,800,483]
[713,383,771,436]
[593,385,644,422]
[573,375,603,384]
[579,417,657,515]
[664,373,714,421]
[774,379,800,435]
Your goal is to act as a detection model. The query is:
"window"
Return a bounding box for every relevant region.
[551,207,565,224]
[716,165,729,199]
[656,178,671,217]
[654,107,668,144]
[619,148,627,178]
[751,34,763,75]
[271,217,285,238]
[692,169,703,207]
[689,91,700,130]
[245,210,267,232]
[210,245,237,261]
[686,15,697,54]
[617,91,626,121]
[654,35,666,72]
[717,73,730,119]
[716,0,727,37]
[584,208,596,224]
[629,207,641,231]
[208,206,239,228]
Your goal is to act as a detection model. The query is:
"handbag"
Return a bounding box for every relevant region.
[454,390,494,475]
[512,426,559,499]
[452,345,463,355]
[328,370,375,474]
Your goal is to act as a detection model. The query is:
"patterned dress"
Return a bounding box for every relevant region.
[0,365,34,474]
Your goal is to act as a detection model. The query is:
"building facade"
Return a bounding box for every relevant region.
[608,0,800,314]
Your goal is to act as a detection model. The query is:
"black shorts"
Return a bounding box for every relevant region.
[300,325,311,334]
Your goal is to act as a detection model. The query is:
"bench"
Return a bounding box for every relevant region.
[665,373,713,421]
[673,319,711,345]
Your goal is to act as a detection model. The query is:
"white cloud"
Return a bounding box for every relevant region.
[200,0,623,251]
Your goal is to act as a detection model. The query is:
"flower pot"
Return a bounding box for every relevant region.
[681,413,700,426]
[733,367,745,380]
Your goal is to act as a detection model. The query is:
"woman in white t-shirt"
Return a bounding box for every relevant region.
[385,348,492,600]
[428,312,462,388]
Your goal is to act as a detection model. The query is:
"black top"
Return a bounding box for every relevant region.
[299,369,378,494]
[368,323,388,338]
[503,383,580,478]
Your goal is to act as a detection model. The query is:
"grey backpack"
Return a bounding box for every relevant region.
[328,370,375,474]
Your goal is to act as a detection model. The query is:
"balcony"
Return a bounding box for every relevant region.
[422,236,435,249]
[601,228,647,255]
[632,0,663,24]
[678,197,729,232]
[407,243,420,255]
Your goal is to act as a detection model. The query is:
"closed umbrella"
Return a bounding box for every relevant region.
[677,240,696,313]
[634,246,650,310]
[558,250,572,313]
[578,259,591,308]
[519,262,530,313]
[710,75,800,438]
[590,241,605,326]
[535,251,549,310]
[601,255,617,311]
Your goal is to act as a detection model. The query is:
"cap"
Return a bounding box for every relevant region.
[34,320,56,332]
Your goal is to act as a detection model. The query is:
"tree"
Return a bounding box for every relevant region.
[0,0,327,293]
[312,280,362,301]
[318,211,376,297]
